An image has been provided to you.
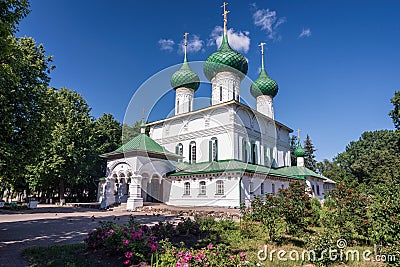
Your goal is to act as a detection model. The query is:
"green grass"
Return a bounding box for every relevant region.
[22,243,103,267]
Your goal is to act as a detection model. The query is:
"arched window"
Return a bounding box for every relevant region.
[242,140,249,163]
[261,182,264,195]
[249,181,254,195]
[199,181,206,195]
[176,143,183,162]
[233,85,235,100]
[316,185,320,196]
[264,146,269,166]
[251,143,258,165]
[220,86,223,101]
[216,180,224,195]
[184,182,190,195]
[177,100,179,113]
[281,184,284,189]
[272,183,275,195]
[189,141,196,164]
[209,137,218,162]
[312,185,315,194]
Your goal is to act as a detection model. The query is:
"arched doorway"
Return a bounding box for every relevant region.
[144,174,162,203]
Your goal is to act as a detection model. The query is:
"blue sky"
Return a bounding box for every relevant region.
[18,0,399,161]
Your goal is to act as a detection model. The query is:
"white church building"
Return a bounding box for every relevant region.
[98,4,334,210]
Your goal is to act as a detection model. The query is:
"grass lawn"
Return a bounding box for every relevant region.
[22,243,121,267]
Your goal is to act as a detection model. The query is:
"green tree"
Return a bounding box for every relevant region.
[28,88,93,203]
[0,0,54,196]
[389,91,400,130]
[322,183,371,244]
[289,135,297,166]
[278,181,312,235]
[334,130,400,188]
[241,195,283,242]
[89,113,122,185]
[304,134,317,171]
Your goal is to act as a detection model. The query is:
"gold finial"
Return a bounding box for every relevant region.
[221,2,229,36]
[297,129,301,141]
[183,32,189,62]
[258,42,266,70]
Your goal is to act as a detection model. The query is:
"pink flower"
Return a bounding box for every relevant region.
[125,251,133,259]
[123,239,130,246]
[123,259,131,265]
[206,243,214,250]
[240,251,246,261]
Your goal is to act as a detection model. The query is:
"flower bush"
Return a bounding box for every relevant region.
[84,218,202,265]
[156,240,248,267]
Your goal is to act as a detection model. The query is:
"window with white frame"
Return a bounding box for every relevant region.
[209,137,218,162]
[184,182,190,195]
[272,183,275,195]
[189,141,196,164]
[261,182,264,194]
[199,181,206,195]
[176,143,183,162]
[216,180,224,195]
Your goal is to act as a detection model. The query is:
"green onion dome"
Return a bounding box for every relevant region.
[203,34,248,81]
[294,142,306,157]
[250,66,278,98]
[170,60,200,91]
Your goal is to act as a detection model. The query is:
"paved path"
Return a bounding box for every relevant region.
[0,205,177,267]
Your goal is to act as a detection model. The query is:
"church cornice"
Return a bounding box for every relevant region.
[146,100,293,133]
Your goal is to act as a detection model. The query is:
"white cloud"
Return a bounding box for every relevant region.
[252,8,286,40]
[178,34,204,53]
[208,26,251,53]
[299,28,312,38]
[158,39,174,51]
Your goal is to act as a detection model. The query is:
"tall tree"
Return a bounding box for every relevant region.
[90,113,122,182]
[334,130,400,188]
[389,91,400,130]
[28,88,93,203]
[0,0,54,195]
[303,134,317,171]
[289,135,297,166]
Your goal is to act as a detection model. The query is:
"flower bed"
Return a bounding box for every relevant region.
[84,218,247,266]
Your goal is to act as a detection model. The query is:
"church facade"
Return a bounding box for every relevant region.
[97,4,334,210]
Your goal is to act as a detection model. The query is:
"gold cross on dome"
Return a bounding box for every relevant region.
[183,32,189,47]
[258,42,266,55]
[221,2,229,34]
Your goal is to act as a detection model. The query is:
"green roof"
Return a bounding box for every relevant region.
[169,159,312,180]
[170,60,200,91]
[203,34,248,81]
[250,68,278,98]
[274,166,326,180]
[114,133,172,154]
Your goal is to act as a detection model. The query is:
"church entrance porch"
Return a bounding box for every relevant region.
[141,174,163,203]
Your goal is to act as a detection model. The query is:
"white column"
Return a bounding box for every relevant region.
[211,72,241,105]
[175,88,194,115]
[101,178,116,209]
[126,174,143,210]
[256,95,274,119]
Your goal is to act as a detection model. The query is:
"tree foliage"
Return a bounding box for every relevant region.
[389,91,400,130]
[303,134,317,171]
[0,0,54,194]
[278,181,312,235]
[289,135,297,166]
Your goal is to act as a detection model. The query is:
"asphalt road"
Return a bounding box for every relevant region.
[0,205,177,267]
